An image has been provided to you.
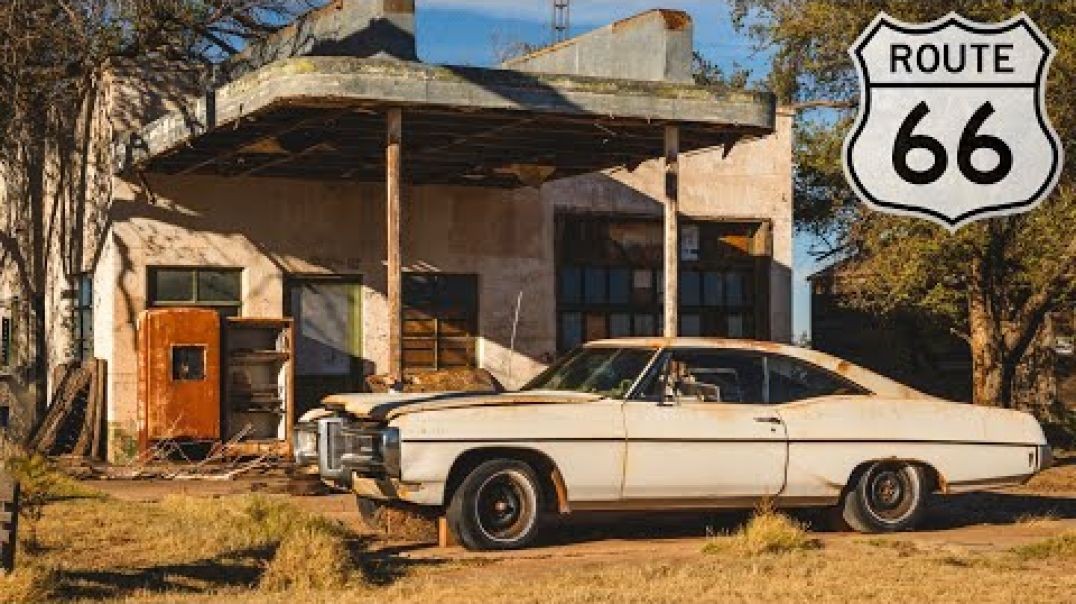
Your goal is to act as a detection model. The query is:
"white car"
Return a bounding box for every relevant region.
[294,338,1051,550]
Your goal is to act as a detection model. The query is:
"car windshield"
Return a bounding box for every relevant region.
[522,347,657,398]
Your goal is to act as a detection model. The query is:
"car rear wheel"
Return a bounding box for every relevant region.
[447,459,543,550]
[840,461,927,533]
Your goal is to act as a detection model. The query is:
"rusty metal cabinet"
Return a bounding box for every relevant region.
[137,310,295,456]
[137,308,222,451]
[223,318,295,456]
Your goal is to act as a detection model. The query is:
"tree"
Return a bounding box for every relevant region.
[0,1,316,417]
[732,0,1076,408]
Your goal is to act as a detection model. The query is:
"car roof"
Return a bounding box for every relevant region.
[582,337,932,400]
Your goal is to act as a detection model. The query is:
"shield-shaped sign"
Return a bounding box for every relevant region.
[843,13,1063,230]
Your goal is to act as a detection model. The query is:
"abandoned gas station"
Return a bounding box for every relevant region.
[1,1,791,461]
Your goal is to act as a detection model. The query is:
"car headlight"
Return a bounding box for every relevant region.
[382,427,402,478]
[1038,444,1054,470]
[293,423,319,466]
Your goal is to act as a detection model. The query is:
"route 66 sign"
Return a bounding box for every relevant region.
[843,13,1063,230]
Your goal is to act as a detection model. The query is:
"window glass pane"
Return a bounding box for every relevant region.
[728,314,745,338]
[680,270,701,306]
[1,317,11,366]
[560,267,582,304]
[585,313,607,341]
[153,269,194,302]
[768,356,868,403]
[725,272,745,306]
[584,268,607,304]
[681,314,701,336]
[78,276,93,306]
[609,269,631,305]
[703,272,723,307]
[646,350,765,403]
[197,270,241,303]
[631,269,653,305]
[561,313,583,350]
[610,313,632,337]
[633,314,655,337]
[172,346,206,381]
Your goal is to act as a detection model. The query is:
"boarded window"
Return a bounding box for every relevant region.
[403,274,478,372]
[149,268,242,318]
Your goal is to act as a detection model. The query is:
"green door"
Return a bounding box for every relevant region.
[286,277,364,416]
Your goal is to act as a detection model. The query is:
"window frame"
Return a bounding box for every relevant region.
[71,273,93,362]
[631,348,872,404]
[148,267,243,315]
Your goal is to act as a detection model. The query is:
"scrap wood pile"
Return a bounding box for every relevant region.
[27,359,105,459]
[366,367,503,393]
[92,425,285,482]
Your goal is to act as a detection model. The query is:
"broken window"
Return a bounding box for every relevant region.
[555,215,768,352]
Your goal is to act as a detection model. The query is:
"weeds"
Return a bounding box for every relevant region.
[0,564,56,603]
[1011,532,1076,560]
[703,503,820,556]
[260,523,354,592]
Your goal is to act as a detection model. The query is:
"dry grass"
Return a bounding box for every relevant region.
[1011,532,1076,561]
[18,490,367,600]
[0,565,57,603]
[1014,511,1061,527]
[702,504,820,556]
[259,524,354,592]
[10,483,1076,603]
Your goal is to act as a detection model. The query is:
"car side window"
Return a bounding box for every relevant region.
[640,350,766,403]
[766,355,868,403]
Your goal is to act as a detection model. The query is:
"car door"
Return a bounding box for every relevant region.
[621,348,788,501]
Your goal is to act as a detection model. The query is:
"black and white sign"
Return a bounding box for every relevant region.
[843,13,1062,230]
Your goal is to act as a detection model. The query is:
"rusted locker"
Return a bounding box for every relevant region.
[138,308,222,452]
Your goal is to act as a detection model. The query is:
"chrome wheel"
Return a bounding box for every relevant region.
[840,461,927,533]
[474,469,537,543]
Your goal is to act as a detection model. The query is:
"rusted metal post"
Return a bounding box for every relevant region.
[663,124,680,338]
[386,108,404,382]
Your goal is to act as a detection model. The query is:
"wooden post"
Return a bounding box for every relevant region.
[386,108,403,382]
[663,124,680,338]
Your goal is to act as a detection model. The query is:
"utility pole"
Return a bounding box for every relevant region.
[552,0,570,43]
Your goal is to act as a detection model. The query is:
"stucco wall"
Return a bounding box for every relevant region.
[100,176,554,459]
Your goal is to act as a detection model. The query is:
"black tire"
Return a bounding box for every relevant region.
[840,461,927,533]
[447,459,543,551]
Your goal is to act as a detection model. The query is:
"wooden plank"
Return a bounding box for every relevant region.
[386,108,403,382]
[91,358,107,460]
[437,516,458,548]
[663,124,680,338]
[73,361,100,456]
[0,474,18,571]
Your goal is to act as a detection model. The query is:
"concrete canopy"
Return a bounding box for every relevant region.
[118,56,777,187]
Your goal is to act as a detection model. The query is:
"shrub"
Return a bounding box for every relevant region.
[259,524,353,592]
[703,504,820,556]
[1011,532,1076,560]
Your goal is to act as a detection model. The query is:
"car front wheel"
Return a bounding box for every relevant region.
[447,459,543,550]
[840,461,927,533]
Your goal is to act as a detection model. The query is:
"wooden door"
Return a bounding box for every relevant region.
[138,308,221,451]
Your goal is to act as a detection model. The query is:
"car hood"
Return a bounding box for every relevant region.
[320,390,604,421]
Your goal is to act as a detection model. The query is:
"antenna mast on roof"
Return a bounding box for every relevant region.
[552,0,570,43]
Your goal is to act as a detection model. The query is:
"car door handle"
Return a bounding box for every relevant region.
[754,416,783,425]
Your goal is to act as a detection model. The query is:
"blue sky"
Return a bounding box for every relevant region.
[414,1,820,340]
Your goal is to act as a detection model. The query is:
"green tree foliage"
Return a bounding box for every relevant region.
[733,1,1076,407]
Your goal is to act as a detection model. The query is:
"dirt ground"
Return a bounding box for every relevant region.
[9,452,1076,603]
[87,453,1076,562]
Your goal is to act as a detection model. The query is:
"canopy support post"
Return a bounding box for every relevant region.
[663,124,680,339]
[386,108,403,383]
